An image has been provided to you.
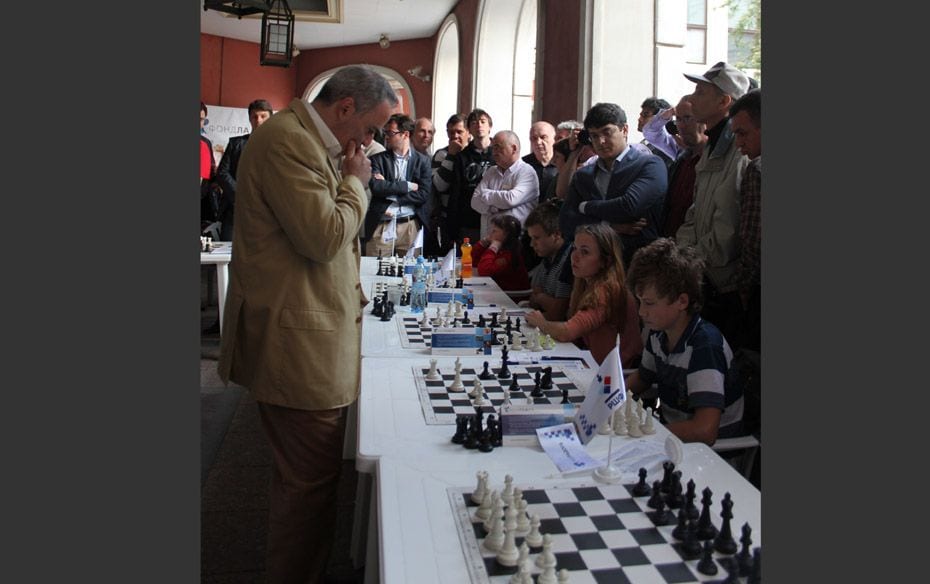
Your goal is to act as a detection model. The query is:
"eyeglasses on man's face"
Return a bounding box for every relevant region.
[383,129,404,137]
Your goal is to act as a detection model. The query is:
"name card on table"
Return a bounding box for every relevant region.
[500,404,577,447]
[427,289,474,305]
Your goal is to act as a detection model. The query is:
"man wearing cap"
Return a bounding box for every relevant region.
[676,61,751,342]
[558,102,668,267]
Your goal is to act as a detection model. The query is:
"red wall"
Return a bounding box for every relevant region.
[294,38,436,119]
[200,34,297,111]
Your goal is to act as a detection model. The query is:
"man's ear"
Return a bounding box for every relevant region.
[676,292,690,311]
[336,97,356,120]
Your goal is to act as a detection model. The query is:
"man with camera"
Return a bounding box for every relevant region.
[558,102,668,267]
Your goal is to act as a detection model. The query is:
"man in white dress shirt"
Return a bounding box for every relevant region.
[470,130,539,237]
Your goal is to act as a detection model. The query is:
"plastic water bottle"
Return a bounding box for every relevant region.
[410,256,428,313]
[461,237,473,279]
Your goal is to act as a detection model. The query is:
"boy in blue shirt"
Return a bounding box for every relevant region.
[624,238,744,445]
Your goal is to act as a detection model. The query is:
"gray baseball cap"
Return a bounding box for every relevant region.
[684,62,750,100]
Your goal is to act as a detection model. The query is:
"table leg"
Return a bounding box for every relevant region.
[215,262,228,334]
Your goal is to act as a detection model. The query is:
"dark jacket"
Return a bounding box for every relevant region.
[559,146,668,265]
[215,134,249,237]
[364,148,432,242]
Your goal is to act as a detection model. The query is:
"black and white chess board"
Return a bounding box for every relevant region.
[412,364,586,425]
[449,479,760,584]
[397,311,529,349]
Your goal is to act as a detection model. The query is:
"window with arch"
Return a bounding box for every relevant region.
[433,15,460,133]
[302,65,415,117]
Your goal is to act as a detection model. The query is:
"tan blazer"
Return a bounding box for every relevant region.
[218,99,368,410]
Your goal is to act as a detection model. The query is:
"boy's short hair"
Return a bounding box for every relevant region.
[627,238,705,314]
[467,108,493,127]
[248,99,274,115]
[523,198,563,235]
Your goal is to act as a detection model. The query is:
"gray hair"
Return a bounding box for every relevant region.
[557,120,583,132]
[495,130,521,152]
[313,65,399,113]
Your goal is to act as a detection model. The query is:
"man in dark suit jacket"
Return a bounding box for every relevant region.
[214,99,274,241]
[560,102,668,267]
[364,113,432,256]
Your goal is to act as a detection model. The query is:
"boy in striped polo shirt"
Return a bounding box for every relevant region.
[624,238,744,445]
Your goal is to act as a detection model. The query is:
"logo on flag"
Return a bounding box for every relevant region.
[573,344,627,444]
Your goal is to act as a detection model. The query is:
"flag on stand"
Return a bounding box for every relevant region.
[573,343,627,445]
[440,246,456,274]
[381,216,398,243]
[405,227,425,258]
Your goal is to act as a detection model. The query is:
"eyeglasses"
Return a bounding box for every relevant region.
[586,126,618,142]
[383,129,404,137]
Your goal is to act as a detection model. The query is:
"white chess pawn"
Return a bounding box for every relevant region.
[473,390,486,407]
[626,412,643,437]
[500,307,508,321]
[511,334,523,351]
[515,497,531,534]
[432,307,442,326]
[446,299,454,317]
[557,568,570,583]
[483,491,502,532]
[530,331,543,352]
[419,310,429,328]
[598,411,614,435]
[454,300,464,318]
[537,564,558,584]
[535,534,557,569]
[641,406,656,435]
[510,564,530,584]
[501,474,515,507]
[503,503,518,533]
[474,488,492,522]
[471,470,489,504]
[502,388,512,408]
[524,514,543,548]
[613,407,628,435]
[516,542,531,573]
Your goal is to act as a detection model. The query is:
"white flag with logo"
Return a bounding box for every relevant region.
[573,343,627,444]
[381,216,398,243]
[405,227,425,258]
[440,246,456,274]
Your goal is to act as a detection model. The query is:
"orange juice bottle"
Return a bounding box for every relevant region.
[460,238,473,278]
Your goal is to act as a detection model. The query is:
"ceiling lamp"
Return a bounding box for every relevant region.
[260,0,296,67]
[203,0,269,18]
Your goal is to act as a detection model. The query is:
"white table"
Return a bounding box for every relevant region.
[200,242,232,334]
[354,355,761,583]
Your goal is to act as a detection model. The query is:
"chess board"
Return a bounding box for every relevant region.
[449,479,758,584]
[397,311,529,349]
[412,363,586,425]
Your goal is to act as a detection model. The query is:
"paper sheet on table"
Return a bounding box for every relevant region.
[600,436,682,475]
[536,423,601,473]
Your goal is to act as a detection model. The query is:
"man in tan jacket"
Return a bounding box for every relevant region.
[218,66,397,583]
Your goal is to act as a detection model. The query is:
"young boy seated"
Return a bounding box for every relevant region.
[624,238,744,445]
[524,199,573,320]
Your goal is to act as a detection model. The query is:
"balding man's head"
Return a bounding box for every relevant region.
[529,121,556,165]
[491,130,521,170]
[413,117,435,153]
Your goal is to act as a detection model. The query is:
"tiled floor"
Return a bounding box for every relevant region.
[201,269,363,583]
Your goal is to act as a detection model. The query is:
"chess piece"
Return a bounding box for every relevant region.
[646,480,664,509]
[612,407,627,435]
[469,378,483,399]
[472,471,489,504]
[626,412,643,437]
[483,491,503,531]
[667,471,684,509]
[498,346,512,379]
[524,514,543,548]
[507,375,521,397]
[490,312,499,328]
[462,310,471,325]
[641,407,656,434]
[534,534,557,570]
[537,564,557,584]
[474,488,493,523]
[672,508,689,540]
[697,487,718,540]
[557,569,570,584]
[516,541,530,572]
[748,548,761,584]
[478,360,494,380]
[684,479,699,520]
[515,317,522,332]
[483,511,506,552]
[531,371,544,398]
[514,497,530,533]
[511,334,523,351]
[449,368,465,392]
[660,461,675,493]
[478,428,494,452]
[697,540,719,576]
[560,386,570,404]
[510,565,530,584]
[426,359,441,380]
[487,415,502,447]
[473,389,486,408]
[540,367,553,389]
[419,310,429,328]
[632,468,651,497]
[451,416,468,444]
[503,501,518,532]
[501,474,515,506]
[477,313,487,328]
[650,492,673,526]
[713,492,738,554]
[598,412,614,435]
[502,389,512,408]
[736,523,753,577]
[681,516,702,559]
[464,416,481,449]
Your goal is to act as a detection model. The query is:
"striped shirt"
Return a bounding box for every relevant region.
[530,241,573,299]
[638,315,744,438]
